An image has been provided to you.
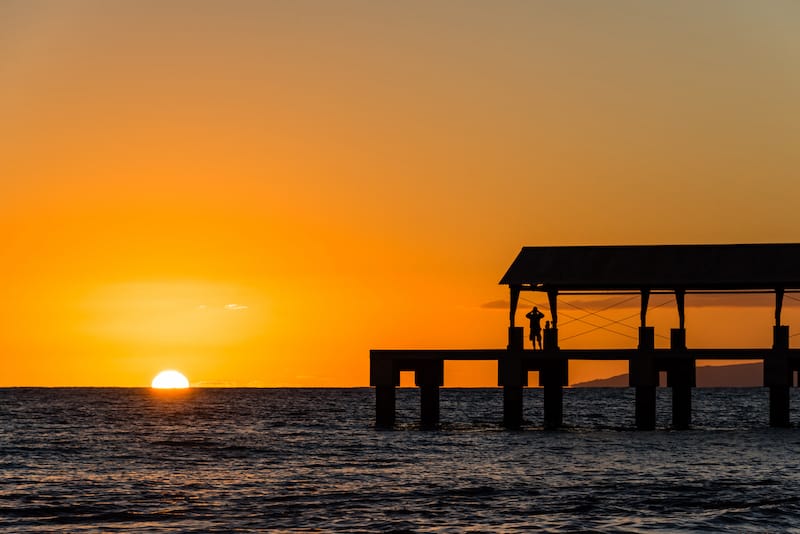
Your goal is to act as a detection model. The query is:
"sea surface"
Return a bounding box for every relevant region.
[4,387,800,532]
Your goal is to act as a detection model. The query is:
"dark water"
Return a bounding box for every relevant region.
[3,388,800,532]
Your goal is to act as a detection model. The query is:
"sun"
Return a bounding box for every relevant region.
[151,370,190,389]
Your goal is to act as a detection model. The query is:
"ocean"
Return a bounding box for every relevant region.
[3,387,800,532]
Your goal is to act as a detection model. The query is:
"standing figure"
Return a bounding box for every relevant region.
[526,306,545,350]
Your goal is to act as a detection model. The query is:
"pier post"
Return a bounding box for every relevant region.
[540,335,566,429]
[670,328,686,351]
[638,326,654,350]
[370,355,398,428]
[631,326,657,430]
[634,387,656,430]
[500,327,525,429]
[766,325,791,427]
[543,328,559,351]
[499,356,525,429]
[419,385,439,428]
[543,384,562,430]
[769,386,790,428]
[416,360,443,428]
[668,328,692,429]
[667,363,694,430]
[774,325,789,350]
[503,385,523,430]
[508,326,524,351]
[671,385,691,429]
[375,386,396,428]
[540,357,567,429]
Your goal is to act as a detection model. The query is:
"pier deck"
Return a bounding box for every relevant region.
[370,341,800,430]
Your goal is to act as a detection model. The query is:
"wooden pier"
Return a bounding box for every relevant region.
[370,244,800,429]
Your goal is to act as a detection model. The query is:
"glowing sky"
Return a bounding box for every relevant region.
[2,1,800,386]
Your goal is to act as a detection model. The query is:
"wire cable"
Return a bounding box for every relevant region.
[558,295,639,326]
[519,295,674,342]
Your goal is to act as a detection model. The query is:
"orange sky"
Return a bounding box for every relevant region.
[2,1,800,386]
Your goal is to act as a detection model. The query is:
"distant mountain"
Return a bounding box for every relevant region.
[574,362,765,388]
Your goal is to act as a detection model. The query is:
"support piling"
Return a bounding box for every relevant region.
[503,386,523,430]
[375,386,396,428]
[634,387,656,431]
[632,326,657,430]
[415,360,443,428]
[767,325,791,427]
[669,328,693,429]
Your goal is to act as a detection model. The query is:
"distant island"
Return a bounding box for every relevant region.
[574,362,765,388]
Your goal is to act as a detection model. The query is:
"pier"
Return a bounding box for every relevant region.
[370,244,800,429]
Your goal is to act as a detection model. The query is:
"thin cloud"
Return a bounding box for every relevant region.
[481,299,510,309]
[224,303,249,311]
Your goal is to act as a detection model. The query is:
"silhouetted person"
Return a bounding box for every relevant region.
[526,306,545,350]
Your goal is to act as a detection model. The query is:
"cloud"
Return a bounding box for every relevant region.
[196,303,250,311]
[481,299,510,309]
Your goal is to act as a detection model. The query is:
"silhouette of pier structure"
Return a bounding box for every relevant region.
[370,244,800,430]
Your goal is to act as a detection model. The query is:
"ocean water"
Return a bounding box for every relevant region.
[3,388,800,532]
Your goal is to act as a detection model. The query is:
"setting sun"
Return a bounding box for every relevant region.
[151,370,190,389]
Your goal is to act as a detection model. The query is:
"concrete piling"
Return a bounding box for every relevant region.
[631,326,657,430]
[540,356,567,430]
[502,386,524,430]
[375,386,396,428]
[766,325,791,427]
[415,360,443,428]
[668,328,693,430]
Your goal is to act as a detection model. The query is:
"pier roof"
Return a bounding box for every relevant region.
[500,244,800,291]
